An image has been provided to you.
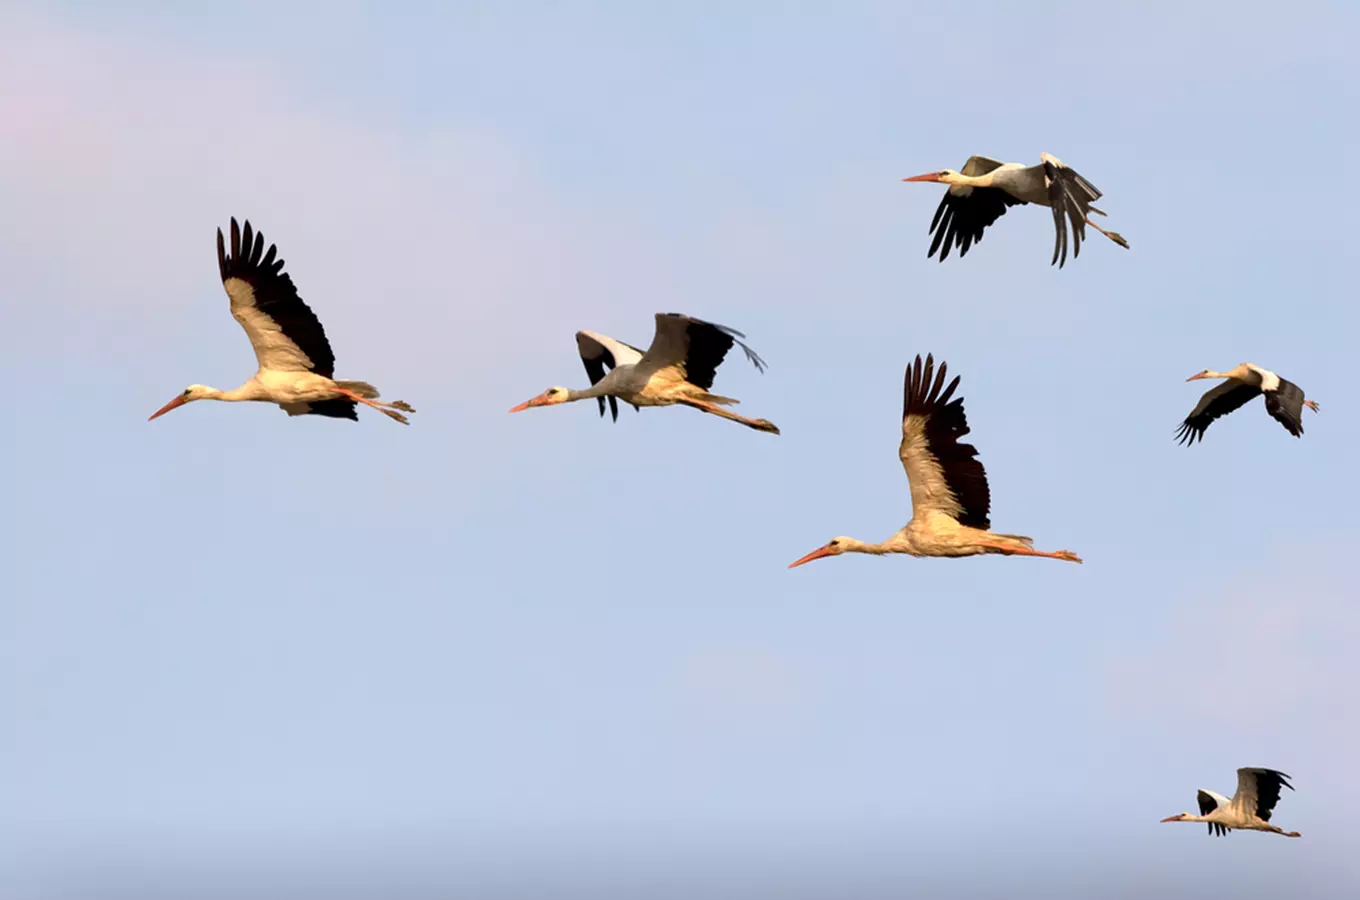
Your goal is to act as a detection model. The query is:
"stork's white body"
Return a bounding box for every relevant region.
[570,331,684,407]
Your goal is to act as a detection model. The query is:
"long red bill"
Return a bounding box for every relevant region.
[788,545,834,569]
[148,394,187,421]
[902,172,942,183]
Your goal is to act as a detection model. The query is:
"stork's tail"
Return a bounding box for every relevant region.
[699,391,740,407]
[991,533,1035,548]
[335,380,380,399]
[335,380,417,418]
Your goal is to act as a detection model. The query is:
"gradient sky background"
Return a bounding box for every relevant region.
[3,1,1359,897]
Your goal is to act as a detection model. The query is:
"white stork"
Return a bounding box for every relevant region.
[788,354,1081,568]
[149,218,415,424]
[902,153,1130,267]
[1178,363,1320,445]
[509,312,779,434]
[1161,768,1301,838]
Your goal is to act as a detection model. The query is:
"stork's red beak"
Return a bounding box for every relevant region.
[1159,815,1182,823]
[788,545,836,569]
[1185,372,1208,382]
[902,172,942,183]
[148,394,187,421]
[508,393,545,413]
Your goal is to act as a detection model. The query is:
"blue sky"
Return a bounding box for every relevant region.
[3,1,1358,897]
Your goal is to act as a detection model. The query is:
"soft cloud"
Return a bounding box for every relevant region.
[0,11,675,390]
[870,0,1347,94]
[1099,538,1360,738]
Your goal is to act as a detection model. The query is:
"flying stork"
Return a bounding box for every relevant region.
[788,354,1082,568]
[902,153,1130,267]
[509,312,780,434]
[1177,363,1320,445]
[148,218,415,424]
[1161,768,1301,838]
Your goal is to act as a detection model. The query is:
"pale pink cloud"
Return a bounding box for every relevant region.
[0,11,679,392]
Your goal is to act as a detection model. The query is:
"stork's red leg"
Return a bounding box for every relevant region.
[1084,216,1129,249]
[977,540,1083,564]
[682,399,780,434]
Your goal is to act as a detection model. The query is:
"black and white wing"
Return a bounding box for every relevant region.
[575,330,644,422]
[1197,790,1229,836]
[218,218,337,376]
[1040,153,1104,268]
[925,156,1027,262]
[1233,768,1294,823]
[1176,381,1262,445]
[639,313,767,391]
[1264,379,1308,438]
[898,354,991,529]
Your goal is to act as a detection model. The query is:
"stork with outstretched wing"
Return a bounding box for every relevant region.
[510,312,779,434]
[148,218,415,425]
[789,354,1082,568]
[1162,768,1301,838]
[1177,362,1320,445]
[903,153,1130,267]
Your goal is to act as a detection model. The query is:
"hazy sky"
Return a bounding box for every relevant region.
[3,2,1359,897]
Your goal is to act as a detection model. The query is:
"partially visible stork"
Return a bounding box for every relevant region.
[788,354,1081,568]
[1161,768,1301,838]
[1177,363,1320,445]
[509,312,779,434]
[902,152,1130,267]
[149,218,415,424]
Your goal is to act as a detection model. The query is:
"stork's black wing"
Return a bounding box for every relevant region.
[1176,381,1262,446]
[1240,768,1294,823]
[641,313,767,392]
[898,353,991,530]
[926,188,1027,262]
[1197,790,1228,837]
[219,218,338,376]
[575,330,645,422]
[1264,379,1308,438]
[1041,160,1103,269]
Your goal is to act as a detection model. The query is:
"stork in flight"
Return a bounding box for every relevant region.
[1161,768,1301,838]
[902,153,1130,267]
[1177,363,1320,445]
[149,218,415,424]
[789,354,1081,568]
[509,312,780,434]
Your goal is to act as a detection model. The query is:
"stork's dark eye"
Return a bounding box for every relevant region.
[829,539,840,548]
[183,389,192,397]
